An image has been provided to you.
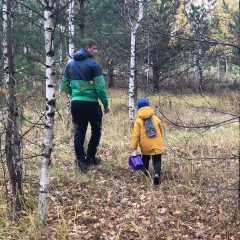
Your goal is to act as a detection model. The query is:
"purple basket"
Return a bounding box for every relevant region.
[128,154,144,172]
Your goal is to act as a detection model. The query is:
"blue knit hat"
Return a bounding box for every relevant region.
[137,98,149,110]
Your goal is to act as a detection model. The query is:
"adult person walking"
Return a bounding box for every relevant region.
[60,38,110,172]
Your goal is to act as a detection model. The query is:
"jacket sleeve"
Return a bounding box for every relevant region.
[60,75,72,95]
[130,120,140,150]
[93,75,108,108]
[60,63,72,95]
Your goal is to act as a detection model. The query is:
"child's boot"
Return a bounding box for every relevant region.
[142,155,150,176]
[152,154,162,185]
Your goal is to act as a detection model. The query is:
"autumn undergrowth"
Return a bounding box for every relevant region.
[0,89,240,239]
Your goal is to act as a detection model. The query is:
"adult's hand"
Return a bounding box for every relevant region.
[104,106,111,114]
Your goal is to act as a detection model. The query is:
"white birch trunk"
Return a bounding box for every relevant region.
[38,0,55,221]
[198,1,204,93]
[3,0,9,85]
[129,0,143,125]
[193,54,196,80]
[146,33,150,85]
[3,0,23,211]
[69,0,74,58]
[65,0,75,129]
[129,30,136,124]
[216,55,220,81]
[59,26,63,74]
[187,52,192,83]
[225,58,228,80]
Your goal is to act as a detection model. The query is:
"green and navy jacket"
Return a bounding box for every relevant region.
[60,48,108,108]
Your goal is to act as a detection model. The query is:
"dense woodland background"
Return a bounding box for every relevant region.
[0,0,240,239]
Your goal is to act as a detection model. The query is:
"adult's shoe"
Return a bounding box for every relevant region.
[85,156,102,165]
[75,157,89,173]
[92,156,102,165]
[154,174,160,185]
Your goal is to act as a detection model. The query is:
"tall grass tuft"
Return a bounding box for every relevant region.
[0,89,239,239]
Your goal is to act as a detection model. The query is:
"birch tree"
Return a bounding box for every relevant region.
[198,1,204,93]
[3,0,23,211]
[3,0,8,86]
[188,0,215,93]
[65,0,75,129]
[69,0,74,58]
[129,0,143,124]
[38,0,56,222]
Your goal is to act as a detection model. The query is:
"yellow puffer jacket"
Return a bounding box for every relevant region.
[130,106,164,155]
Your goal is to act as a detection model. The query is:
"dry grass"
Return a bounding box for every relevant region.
[0,89,240,239]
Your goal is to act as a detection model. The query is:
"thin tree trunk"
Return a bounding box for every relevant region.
[198,0,204,94]
[79,0,85,37]
[129,29,136,124]
[152,64,160,92]
[225,58,228,80]
[151,47,160,92]
[69,0,74,58]
[145,33,150,95]
[3,0,8,86]
[59,26,63,74]
[38,0,55,222]
[193,54,197,80]
[107,58,114,88]
[129,0,143,125]
[66,0,75,129]
[4,0,23,212]
[216,55,220,81]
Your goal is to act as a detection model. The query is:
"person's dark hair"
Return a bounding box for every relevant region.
[80,38,97,48]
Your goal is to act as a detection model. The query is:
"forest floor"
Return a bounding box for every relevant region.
[0,89,240,240]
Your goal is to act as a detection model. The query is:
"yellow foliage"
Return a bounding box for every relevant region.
[1,88,8,94]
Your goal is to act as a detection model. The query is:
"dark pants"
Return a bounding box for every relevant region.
[142,154,162,176]
[71,101,102,161]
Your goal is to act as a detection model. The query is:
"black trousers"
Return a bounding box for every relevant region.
[142,154,162,176]
[71,100,102,160]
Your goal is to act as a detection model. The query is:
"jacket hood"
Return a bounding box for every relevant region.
[73,48,91,61]
[138,106,154,120]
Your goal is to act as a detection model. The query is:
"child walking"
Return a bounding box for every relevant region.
[130,98,164,185]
